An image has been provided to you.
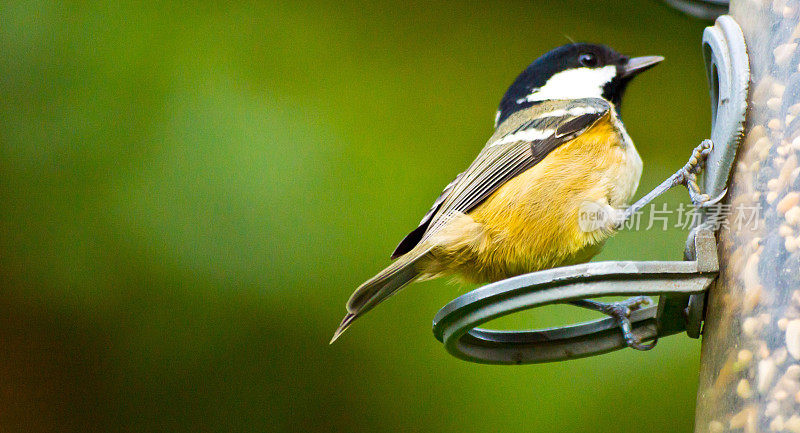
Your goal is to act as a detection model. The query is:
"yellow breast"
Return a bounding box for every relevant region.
[419,113,642,283]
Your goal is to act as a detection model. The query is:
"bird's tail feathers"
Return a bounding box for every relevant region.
[330,248,430,343]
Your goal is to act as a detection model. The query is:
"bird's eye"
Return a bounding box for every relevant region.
[579,53,598,67]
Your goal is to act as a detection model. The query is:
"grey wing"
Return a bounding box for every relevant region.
[390,172,464,259]
[391,98,611,256]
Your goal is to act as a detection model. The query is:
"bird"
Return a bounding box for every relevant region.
[331,43,709,347]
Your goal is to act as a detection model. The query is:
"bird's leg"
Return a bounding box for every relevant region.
[569,297,657,351]
[614,139,725,229]
[570,141,721,350]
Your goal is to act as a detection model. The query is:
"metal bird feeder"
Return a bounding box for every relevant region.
[694,1,800,431]
[432,0,800,431]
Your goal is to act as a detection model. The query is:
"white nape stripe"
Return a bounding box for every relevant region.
[491,128,555,147]
[518,66,617,103]
[494,110,501,127]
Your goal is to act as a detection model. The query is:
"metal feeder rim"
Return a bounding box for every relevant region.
[431,232,718,364]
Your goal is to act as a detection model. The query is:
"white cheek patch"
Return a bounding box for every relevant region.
[517,66,617,102]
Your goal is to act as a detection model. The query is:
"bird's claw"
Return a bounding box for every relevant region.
[606,297,658,351]
[691,188,728,208]
[569,296,657,351]
[679,140,722,208]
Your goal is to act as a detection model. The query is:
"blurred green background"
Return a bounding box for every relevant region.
[0,1,712,431]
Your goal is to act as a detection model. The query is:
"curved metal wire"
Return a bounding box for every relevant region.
[661,0,728,20]
[432,232,718,364]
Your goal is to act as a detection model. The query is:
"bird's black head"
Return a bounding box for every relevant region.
[495,43,663,127]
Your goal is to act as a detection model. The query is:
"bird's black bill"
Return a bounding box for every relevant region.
[623,55,664,78]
